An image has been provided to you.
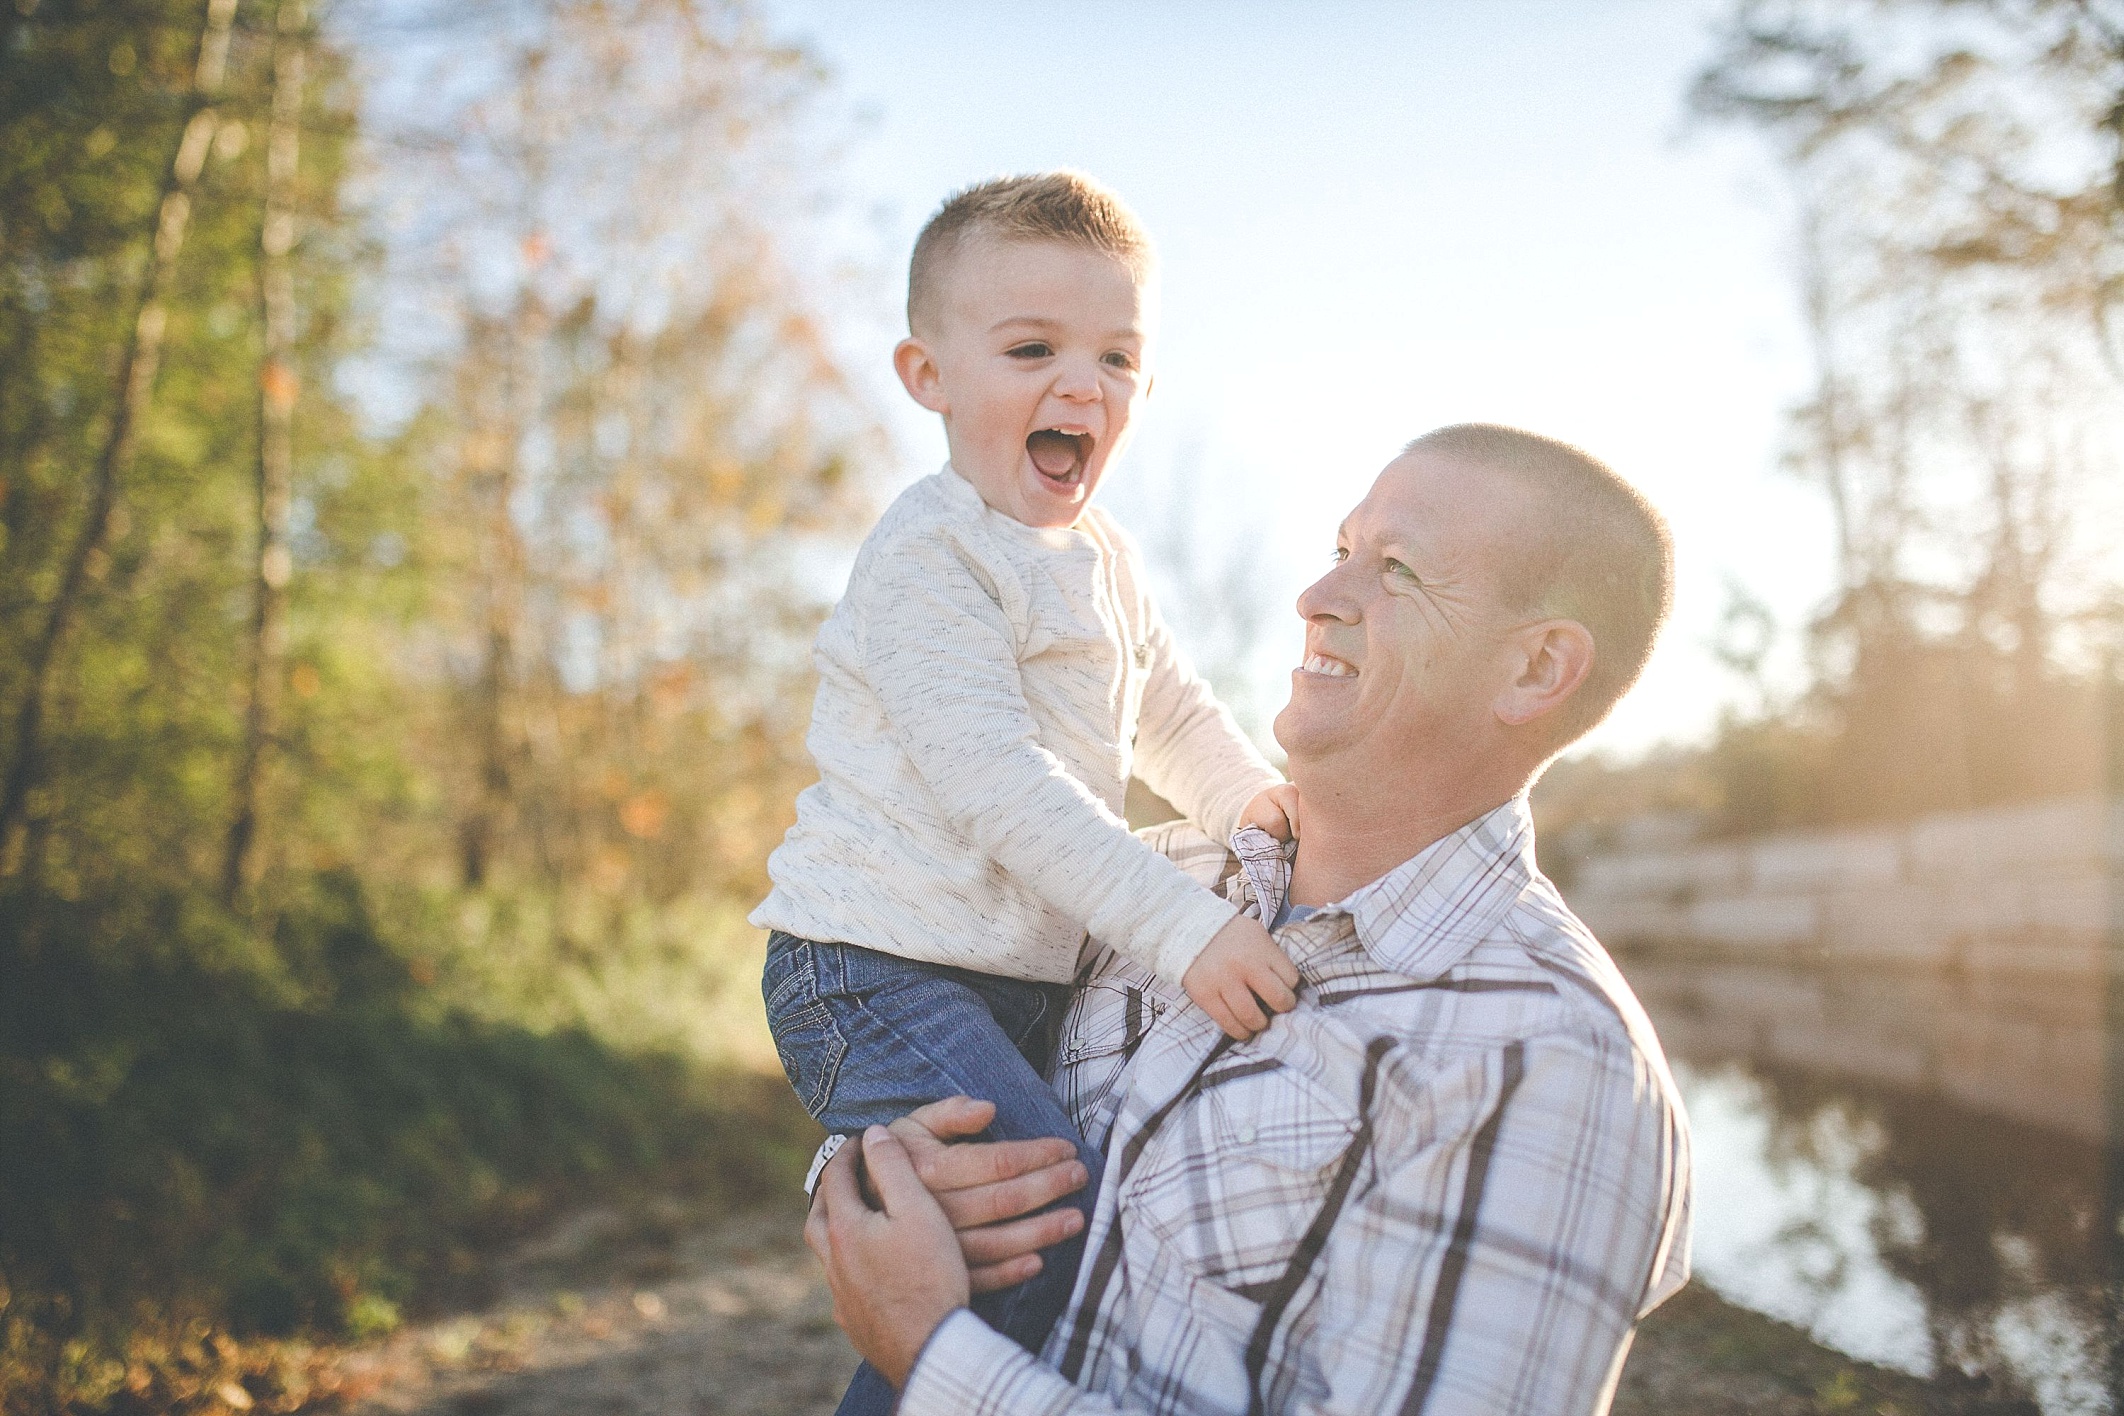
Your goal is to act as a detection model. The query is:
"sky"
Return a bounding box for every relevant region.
[754,0,1832,758]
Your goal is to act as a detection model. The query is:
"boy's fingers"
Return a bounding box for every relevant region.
[1216,987,1264,1038]
[1252,971,1298,1014]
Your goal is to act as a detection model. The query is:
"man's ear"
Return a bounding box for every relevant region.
[1494,619,1594,728]
[894,336,948,414]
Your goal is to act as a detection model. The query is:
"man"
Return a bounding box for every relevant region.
[807,425,1693,1416]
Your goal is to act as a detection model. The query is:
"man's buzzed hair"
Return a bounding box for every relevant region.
[1407,423,1674,743]
[907,171,1154,334]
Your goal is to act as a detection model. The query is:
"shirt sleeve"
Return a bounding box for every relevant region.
[851,526,1239,987]
[899,1036,1685,1416]
[1128,590,1283,848]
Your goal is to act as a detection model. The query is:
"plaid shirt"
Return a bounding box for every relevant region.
[899,796,1692,1416]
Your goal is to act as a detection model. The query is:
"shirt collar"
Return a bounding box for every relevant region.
[1232,794,1538,982]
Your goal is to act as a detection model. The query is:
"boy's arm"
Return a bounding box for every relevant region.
[853,530,1239,986]
[1129,594,1282,845]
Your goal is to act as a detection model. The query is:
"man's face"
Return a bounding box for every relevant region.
[1275,451,1539,772]
[897,238,1153,529]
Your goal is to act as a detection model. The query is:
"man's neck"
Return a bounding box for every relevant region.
[1285,753,1531,908]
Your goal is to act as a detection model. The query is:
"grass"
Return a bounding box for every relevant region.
[0,871,818,1416]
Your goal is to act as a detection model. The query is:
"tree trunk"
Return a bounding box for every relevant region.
[0,0,241,876]
[224,0,309,906]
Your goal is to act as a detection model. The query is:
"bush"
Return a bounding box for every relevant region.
[0,872,813,1414]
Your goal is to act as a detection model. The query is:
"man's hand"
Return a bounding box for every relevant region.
[1240,783,1302,841]
[884,1096,1090,1292]
[806,1126,970,1389]
[1183,913,1300,1039]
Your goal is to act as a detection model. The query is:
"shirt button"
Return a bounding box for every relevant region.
[1237,1124,1258,1144]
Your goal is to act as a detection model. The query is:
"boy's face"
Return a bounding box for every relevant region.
[895,237,1154,529]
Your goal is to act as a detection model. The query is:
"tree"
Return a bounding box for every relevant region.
[371,0,874,903]
[1695,0,2124,819]
[0,0,239,875]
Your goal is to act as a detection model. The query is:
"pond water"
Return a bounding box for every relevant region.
[1623,956,2121,1414]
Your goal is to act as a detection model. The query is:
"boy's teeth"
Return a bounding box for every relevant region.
[1304,653,1355,678]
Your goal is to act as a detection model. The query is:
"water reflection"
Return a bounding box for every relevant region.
[1627,959,2114,1413]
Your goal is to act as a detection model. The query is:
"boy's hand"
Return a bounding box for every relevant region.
[1182,913,1300,1039]
[1241,784,1302,841]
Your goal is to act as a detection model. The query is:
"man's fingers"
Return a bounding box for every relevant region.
[958,1205,1083,1266]
[1223,982,1268,1035]
[808,1140,863,1262]
[936,1157,1088,1229]
[920,1134,1079,1195]
[858,1125,930,1214]
[903,1095,996,1144]
[804,1184,832,1263]
[968,1255,1044,1294]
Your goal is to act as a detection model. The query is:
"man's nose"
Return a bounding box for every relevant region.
[1295,563,1361,624]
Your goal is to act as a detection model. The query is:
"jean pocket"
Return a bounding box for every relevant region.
[761,939,847,1118]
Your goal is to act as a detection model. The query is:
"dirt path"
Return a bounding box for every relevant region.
[340,1197,853,1416]
[327,1191,2023,1416]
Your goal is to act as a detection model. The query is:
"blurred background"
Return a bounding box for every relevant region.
[3,1,2121,1412]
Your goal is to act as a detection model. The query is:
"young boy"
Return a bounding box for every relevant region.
[751,172,1298,1409]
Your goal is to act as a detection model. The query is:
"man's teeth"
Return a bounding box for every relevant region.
[1303,654,1355,678]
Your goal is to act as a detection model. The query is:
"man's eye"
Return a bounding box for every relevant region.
[1007,342,1052,359]
[1330,547,1349,564]
[1385,559,1419,581]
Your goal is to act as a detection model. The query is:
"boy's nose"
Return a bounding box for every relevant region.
[1053,358,1102,400]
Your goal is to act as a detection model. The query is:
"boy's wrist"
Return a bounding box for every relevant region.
[1145,892,1240,990]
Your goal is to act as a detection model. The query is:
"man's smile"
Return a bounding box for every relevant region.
[1300,650,1356,679]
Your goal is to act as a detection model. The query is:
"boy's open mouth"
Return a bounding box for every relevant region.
[1026,429,1093,487]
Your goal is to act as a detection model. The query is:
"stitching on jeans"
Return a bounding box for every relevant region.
[781,1002,847,1116]
[764,951,816,1016]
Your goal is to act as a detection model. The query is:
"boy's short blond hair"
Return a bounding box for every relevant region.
[907,171,1155,334]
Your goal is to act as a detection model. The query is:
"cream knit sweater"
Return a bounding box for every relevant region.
[751,466,1282,987]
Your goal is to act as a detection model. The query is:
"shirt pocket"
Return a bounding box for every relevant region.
[1053,964,1165,1152]
[1132,1056,1361,1295]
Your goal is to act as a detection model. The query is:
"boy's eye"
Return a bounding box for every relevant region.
[1006,342,1053,359]
[1102,351,1138,371]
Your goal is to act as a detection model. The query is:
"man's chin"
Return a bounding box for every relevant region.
[1271,698,1328,762]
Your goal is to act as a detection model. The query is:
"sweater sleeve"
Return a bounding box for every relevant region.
[1127,589,1282,847]
[850,527,1239,987]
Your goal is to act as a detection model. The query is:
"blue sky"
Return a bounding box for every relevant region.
[757,0,1830,756]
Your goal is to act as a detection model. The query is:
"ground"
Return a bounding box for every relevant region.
[307,1190,2042,1416]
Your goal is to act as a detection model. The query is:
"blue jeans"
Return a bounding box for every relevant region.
[763,932,1104,1416]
